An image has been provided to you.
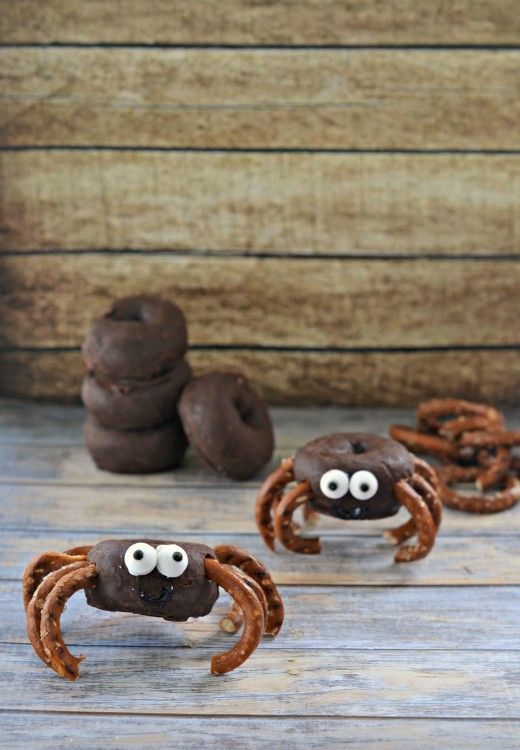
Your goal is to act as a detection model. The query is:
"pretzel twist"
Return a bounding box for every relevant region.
[204,558,265,675]
[39,563,98,681]
[255,458,295,551]
[214,544,284,635]
[23,550,91,610]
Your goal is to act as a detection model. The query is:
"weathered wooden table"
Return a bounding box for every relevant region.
[0,399,518,748]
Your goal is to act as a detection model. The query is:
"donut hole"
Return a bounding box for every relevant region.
[233,395,258,428]
[352,441,366,454]
[108,306,143,323]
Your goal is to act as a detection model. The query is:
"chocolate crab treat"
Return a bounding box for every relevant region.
[256,432,441,563]
[23,539,284,679]
[178,371,274,480]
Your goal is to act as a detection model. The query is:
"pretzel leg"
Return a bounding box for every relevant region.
[26,561,90,668]
[255,458,295,551]
[39,563,98,680]
[23,550,91,610]
[274,481,320,554]
[204,558,265,675]
[214,544,284,635]
[393,479,437,562]
[219,569,268,634]
[385,465,441,547]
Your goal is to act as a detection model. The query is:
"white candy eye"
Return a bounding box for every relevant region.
[124,542,157,576]
[350,470,379,501]
[319,469,350,499]
[156,544,188,578]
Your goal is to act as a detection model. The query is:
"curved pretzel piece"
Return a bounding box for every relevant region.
[39,563,98,680]
[214,544,284,636]
[476,447,512,491]
[460,430,520,449]
[255,458,295,551]
[204,558,265,675]
[385,461,441,549]
[389,425,458,462]
[274,480,320,554]
[435,467,520,514]
[219,569,268,634]
[26,561,90,667]
[417,399,504,433]
[23,550,91,610]
[393,479,436,562]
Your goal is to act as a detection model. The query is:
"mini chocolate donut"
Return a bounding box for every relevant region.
[81,359,192,430]
[178,371,274,480]
[84,416,187,474]
[294,433,414,519]
[82,296,188,381]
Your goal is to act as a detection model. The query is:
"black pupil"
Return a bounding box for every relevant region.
[173,551,183,562]
[328,481,338,491]
[133,549,144,560]
[360,483,370,492]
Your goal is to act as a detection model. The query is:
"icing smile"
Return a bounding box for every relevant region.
[138,585,174,606]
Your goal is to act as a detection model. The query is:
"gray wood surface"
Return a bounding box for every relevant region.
[0,400,518,747]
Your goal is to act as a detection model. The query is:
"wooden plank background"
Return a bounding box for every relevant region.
[0,0,519,404]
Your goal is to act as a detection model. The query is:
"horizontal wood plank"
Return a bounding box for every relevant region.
[3,530,519,586]
[2,348,519,405]
[1,644,518,717]
[2,480,518,536]
[2,49,519,149]
[1,151,518,256]
[1,256,519,349]
[1,1,519,45]
[2,714,519,750]
[3,580,519,650]
[1,349,519,405]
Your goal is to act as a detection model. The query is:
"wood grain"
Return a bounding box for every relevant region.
[3,579,520,650]
[2,714,519,750]
[1,644,518,717]
[4,530,519,586]
[2,48,519,149]
[2,348,519,405]
[1,1,519,45]
[1,150,518,256]
[1,255,519,349]
[2,480,518,536]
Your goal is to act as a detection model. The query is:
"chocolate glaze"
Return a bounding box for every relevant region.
[294,433,415,520]
[82,296,188,381]
[84,416,187,474]
[85,540,219,621]
[81,359,192,430]
[179,371,274,480]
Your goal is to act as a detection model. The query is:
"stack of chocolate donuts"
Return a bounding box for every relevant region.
[81,296,191,473]
[81,296,275,479]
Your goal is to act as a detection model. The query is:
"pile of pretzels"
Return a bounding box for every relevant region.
[390,399,520,513]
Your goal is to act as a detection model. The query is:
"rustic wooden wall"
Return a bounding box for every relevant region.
[0,1,519,405]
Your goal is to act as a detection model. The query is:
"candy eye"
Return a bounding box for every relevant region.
[156,544,188,578]
[350,470,379,501]
[319,469,350,499]
[124,542,157,576]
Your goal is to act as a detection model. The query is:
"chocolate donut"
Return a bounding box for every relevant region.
[82,296,188,381]
[294,433,414,519]
[81,360,192,430]
[178,371,274,480]
[84,416,187,474]
[86,540,219,621]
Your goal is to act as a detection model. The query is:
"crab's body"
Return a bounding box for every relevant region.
[256,432,441,562]
[23,539,284,680]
